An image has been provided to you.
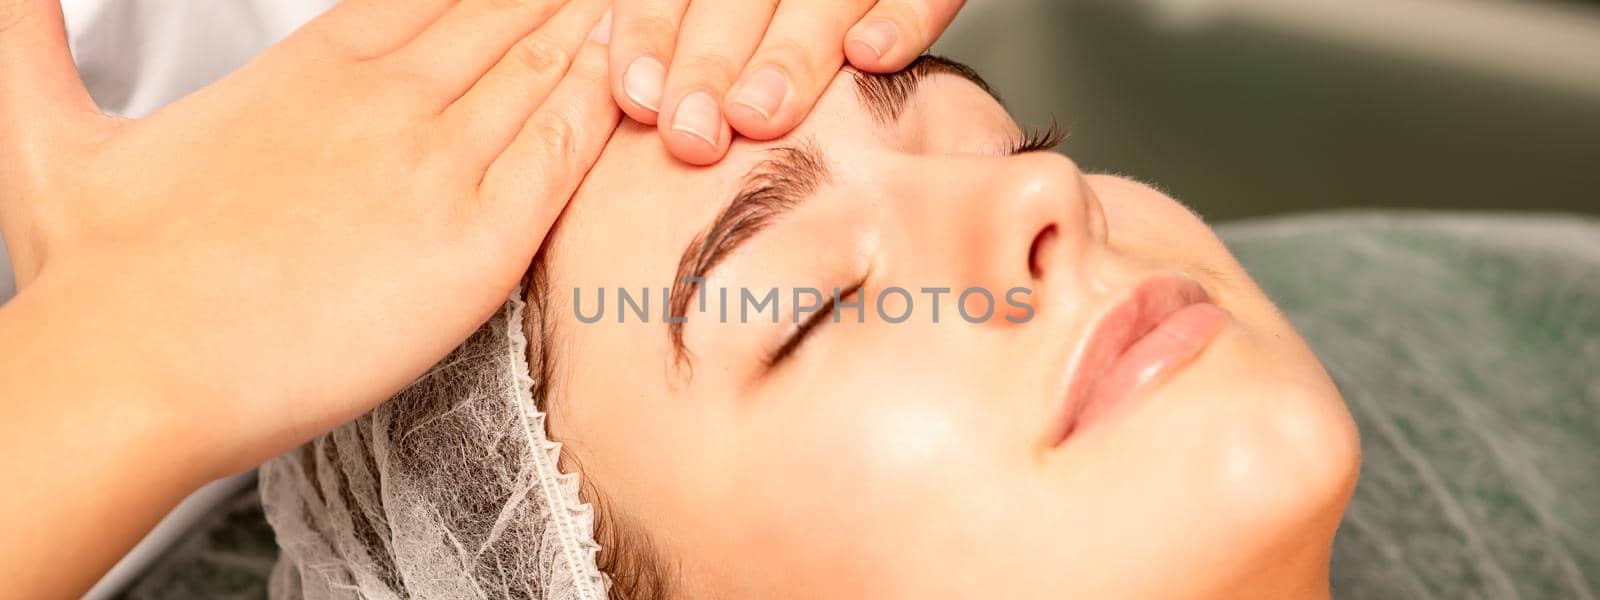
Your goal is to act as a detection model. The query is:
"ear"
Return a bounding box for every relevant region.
[0,0,103,140]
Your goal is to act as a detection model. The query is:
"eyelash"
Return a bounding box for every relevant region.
[1008,120,1068,155]
[765,281,867,369]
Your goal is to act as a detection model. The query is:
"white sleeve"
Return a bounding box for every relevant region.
[61,0,337,117]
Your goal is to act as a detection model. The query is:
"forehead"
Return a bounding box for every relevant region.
[552,70,1015,267]
[538,70,1017,374]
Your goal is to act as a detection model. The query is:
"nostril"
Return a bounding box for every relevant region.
[1028,224,1058,280]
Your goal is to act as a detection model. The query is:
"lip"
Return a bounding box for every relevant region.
[1047,274,1229,447]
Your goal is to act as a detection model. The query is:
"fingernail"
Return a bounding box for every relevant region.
[623,56,665,112]
[850,19,899,59]
[589,9,613,45]
[671,91,721,149]
[732,67,790,122]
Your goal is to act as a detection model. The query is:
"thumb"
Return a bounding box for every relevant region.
[0,0,102,141]
[0,1,104,291]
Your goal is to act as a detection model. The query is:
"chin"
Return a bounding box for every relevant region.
[1200,358,1361,561]
[1141,325,1361,578]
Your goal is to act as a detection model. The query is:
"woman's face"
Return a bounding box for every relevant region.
[539,58,1360,598]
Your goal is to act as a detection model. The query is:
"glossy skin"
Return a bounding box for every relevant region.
[536,65,1361,598]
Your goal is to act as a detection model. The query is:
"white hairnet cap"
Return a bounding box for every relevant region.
[260,294,608,599]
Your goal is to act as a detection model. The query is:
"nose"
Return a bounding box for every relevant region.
[959,152,1106,319]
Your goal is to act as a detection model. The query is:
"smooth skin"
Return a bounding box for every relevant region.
[0,0,974,595]
[0,0,627,597]
[607,0,965,164]
[0,0,970,595]
[535,66,1362,597]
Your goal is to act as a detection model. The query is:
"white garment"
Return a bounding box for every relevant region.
[61,0,338,117]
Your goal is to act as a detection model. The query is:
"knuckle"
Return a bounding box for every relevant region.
[624,11,679,52]
[885,1,931,36]
[388,68,453,107]
[0,1,25,35]
[527,112,580,163]
[759,40,826,82]
[568,50,610,82]
[510,34,571,74]
[303,23,373,60]
[396,130,435,171]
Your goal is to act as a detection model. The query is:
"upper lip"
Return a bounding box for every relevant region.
[1045,274,1214,447]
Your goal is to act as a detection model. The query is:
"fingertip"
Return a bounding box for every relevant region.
[616,93,662,126]
[725,93,802,142]
[725,66,798,140]
[660,90,731,166]
[844,41,888,73]
[665,132,730,166]
[608,0,688,125]
[725,103,794,141]
[614,54,666,124]
[845,18,906,72]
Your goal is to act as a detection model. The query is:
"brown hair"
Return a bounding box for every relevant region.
[524,254,677,600]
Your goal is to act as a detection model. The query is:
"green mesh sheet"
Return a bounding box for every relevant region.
[121,211,1600,599]
[1220,211,1600,599]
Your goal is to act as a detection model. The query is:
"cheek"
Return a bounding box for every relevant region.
[735,371,994,516]
[1090,175,1219,266]
[720,361,1017,590]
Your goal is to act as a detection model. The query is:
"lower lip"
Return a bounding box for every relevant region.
[1072,302,1229,431]
[1053,290,1230,447]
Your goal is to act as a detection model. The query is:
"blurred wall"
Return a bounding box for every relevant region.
[938,0,1600,221]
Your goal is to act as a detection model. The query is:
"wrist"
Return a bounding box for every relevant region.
[1,260,227,487]
[0,263,220,597]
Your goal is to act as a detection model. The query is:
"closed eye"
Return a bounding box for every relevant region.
[1008,120,1068,155]
[764,281,867,369]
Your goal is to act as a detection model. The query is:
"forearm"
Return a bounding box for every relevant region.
[0,266,210,599]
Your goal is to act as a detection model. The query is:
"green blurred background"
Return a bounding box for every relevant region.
[937,0,1600,221]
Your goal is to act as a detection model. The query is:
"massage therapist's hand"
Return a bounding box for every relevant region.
[606,0,966,164]
[0,1,614,595]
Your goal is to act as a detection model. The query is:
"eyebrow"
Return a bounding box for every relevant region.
[666,56,1001,368]
[853,54,1001,124]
